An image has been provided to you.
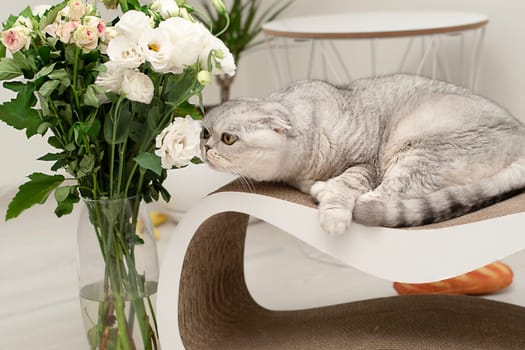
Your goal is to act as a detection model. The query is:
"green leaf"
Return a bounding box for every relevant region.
[0,58,23,80]
[3,81,25,93]
[38,152,66,161]
[54,186,73,202]
[12,51,32,72]
[0,84,41,137]
[83,85,99,107]
[191,156,203,165]
[34,63,57,81]
[40,2,68,30]
[0,44,6,60]
[39,80,60,97]
[54,185,79,217]
[164,70,199,108]
[55,199,74,217]
[103,102,132,144]
[47,136,63,149]
[48,68,68,80]
[38,46,51,64]
[77,154,95,177]
[6,173,65,220]
[134,152,162,176]
[19,6,33,18]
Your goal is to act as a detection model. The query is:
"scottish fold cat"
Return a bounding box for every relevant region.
[200,74,525,234]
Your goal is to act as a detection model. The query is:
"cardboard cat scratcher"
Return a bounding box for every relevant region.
[157,181,525,349]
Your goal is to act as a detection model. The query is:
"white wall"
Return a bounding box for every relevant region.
[224,0,525,123]
[1,0,524,187]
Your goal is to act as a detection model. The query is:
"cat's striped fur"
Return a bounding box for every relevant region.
[201,74,525,234]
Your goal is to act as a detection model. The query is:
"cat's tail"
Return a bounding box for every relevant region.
[353,158,525,227]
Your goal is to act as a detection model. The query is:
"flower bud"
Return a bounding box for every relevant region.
[212,49,224,59]
[211,0,227,15]
[197,70,211,86]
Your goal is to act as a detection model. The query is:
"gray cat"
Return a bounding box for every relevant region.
[200,74,525,234]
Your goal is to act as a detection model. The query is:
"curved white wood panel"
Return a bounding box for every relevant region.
[157,191,525,350]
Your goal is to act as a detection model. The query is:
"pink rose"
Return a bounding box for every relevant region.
[83,16,105,37]
[1,27,31,53]
[57,21,79,43]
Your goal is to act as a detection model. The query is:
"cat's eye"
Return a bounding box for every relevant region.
[221,132,238,145]
[201,128,210,139]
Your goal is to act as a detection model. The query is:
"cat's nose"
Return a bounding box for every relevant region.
[205,145,211,152]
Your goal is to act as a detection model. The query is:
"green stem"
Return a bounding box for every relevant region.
[215,12,230,37]
[117,142,127,195]
[71,47,82,120]
[109,97,124,197]
[112,227,135,350]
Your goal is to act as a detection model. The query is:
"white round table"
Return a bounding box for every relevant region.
[262,11,489,89]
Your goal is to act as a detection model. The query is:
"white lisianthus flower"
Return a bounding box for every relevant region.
[139,28,174,73]
[73,24,99,51]
[151,0,180,19]
[95,61,127,93]
[155,116,202,169]
[115,10,152,41]
[121,69,154,104]
[1,26,32,53]
[153,17,205,73]
[106,36,145,69]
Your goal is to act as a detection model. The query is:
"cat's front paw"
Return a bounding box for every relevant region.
[311,181,354,234]
[319,204,353,235]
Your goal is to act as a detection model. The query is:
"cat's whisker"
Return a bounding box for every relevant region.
[229,167,256,193]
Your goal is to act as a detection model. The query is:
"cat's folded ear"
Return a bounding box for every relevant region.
[261,102,296,136]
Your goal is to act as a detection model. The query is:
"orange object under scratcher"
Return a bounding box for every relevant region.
[393,261,513,295]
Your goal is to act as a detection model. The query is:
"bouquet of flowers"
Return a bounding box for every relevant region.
[0,0,235,348]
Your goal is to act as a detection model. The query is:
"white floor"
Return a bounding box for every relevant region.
[1,188,525,349]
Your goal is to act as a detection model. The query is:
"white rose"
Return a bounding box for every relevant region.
[73,24,99,51]
[151,0,179,19]
[43,23,59,37]
[14,16,33,30]
[200,32,236,76]
[95,61,126,93]
[1,26,32,53]
[106,36,145,69]
[69,0,88,21]
[121,69,154,104]
[115,10,152,42]
[155,17,206,74]
[155,116,202,169]
[57,6,70,22]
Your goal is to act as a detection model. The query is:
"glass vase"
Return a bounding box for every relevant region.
[77,196,160,350]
